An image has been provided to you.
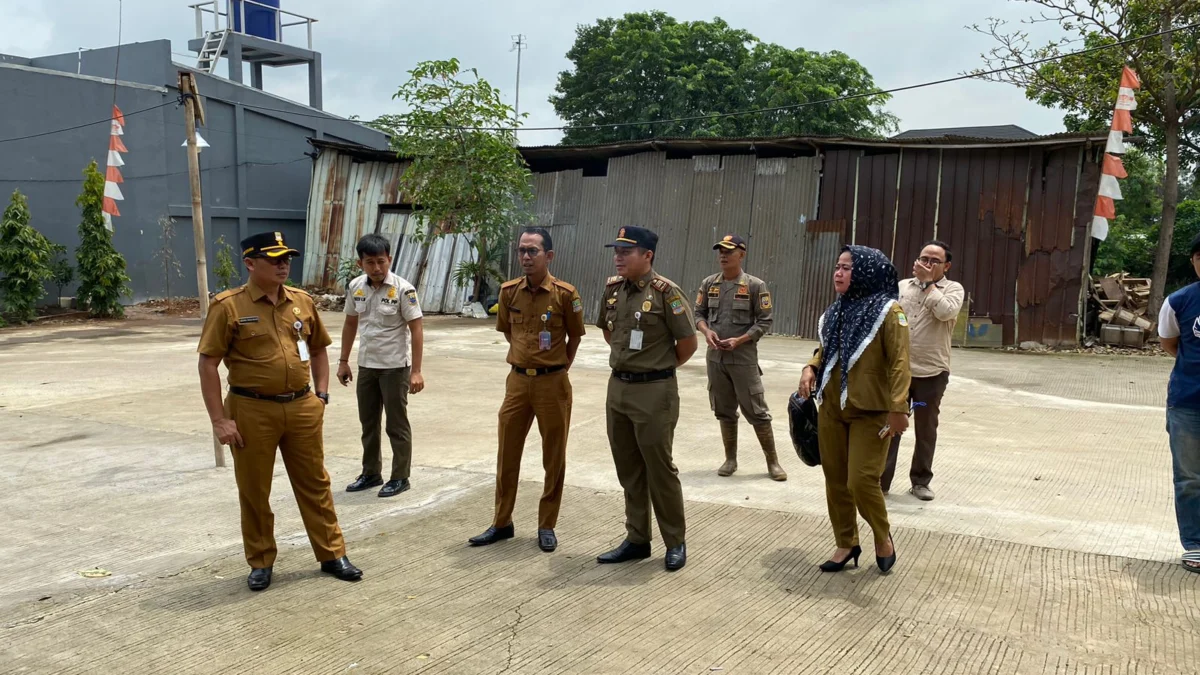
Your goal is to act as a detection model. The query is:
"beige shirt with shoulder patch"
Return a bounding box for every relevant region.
[345,272,423,369]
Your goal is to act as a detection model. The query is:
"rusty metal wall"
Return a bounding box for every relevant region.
[816,144,1100,346]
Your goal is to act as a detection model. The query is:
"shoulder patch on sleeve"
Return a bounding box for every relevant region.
[404,288,419,306]
[669,295,686,315]
[760,292,773,310]
[606,275,624,286]
[894,304,909,327]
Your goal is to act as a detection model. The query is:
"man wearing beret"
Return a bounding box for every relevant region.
[197,231,362,591]
[694,234,786,481]
[595,226,698,571]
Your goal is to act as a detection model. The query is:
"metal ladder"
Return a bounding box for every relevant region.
[196,29,228,74]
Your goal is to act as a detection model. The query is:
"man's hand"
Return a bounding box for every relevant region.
[799,366,817,398]
[881,411,909,439]
[913,260,934,284]
[410,371,425,394]
[337,362,353,387]
[213,418,244,448]
[720,335,747,351]
[704,328,722,351]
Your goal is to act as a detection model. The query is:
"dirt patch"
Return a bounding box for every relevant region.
[128,298,202,320]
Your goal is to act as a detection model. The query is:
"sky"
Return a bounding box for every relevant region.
[0,0,1072,146]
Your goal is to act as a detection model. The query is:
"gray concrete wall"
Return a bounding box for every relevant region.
[0,42,389,304]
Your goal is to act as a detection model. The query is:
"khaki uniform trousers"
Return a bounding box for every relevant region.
[225,392,346,568]
[818,396,891,549]
[606,377,686,548]
[494,370,571,530]
[707,361,771,425]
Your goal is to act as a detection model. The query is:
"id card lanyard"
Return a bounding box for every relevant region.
[629,290,651,351]
[295,320,310,362]
[539,308,552,351]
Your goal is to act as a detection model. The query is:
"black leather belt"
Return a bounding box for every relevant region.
[612,369,675,383]
[513,365,567,377]
[230,385,311,402]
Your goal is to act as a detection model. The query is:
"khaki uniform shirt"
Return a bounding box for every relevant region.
[198,281,333,396]
[496,273,587,369]
[693,271,773,365]
[596,270,696,373]
[897,277,965,378]
[807,303,911,414]
[344,272,423,369]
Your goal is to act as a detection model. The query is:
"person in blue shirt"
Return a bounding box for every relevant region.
[1157,231,1200,574]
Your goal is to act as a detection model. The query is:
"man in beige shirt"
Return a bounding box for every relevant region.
[881,240,964,501]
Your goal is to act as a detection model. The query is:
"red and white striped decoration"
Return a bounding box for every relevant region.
[1092,67,1141,241]
[102,105,126,231]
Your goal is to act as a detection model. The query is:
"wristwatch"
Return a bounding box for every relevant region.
[918,281,932,291]
[316,392,330,404]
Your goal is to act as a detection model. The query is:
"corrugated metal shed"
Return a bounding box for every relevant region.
[304,133,1104,344]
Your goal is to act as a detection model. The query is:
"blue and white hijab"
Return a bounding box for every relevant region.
[815,245,900,409]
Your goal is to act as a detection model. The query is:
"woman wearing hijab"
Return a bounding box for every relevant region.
[799,245,911,574]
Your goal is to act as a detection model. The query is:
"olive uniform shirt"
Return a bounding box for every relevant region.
[807,303,911,414]
[596,271,696,372]
[496,274,587,369]
[198,281,333,396]
[693,272,773,365]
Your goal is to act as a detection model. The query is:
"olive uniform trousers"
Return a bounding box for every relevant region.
[818,397,892,550]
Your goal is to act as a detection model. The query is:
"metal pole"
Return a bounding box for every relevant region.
[511,34,526,143]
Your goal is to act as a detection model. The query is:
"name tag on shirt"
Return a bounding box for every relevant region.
[629,329,644,351]
[298,339,310,362]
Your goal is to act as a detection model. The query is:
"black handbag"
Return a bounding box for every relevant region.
[788,391,821,467]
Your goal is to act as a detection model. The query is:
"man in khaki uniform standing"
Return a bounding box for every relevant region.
[198,231,362,592]
[694,234,786,481]
[595,226,698,571]
[469,227,586,553]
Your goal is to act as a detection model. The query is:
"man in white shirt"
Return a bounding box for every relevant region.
[338,234,425,498]
[881,240,965,502]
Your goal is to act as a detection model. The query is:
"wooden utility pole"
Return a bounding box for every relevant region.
[180,71,224,469]
[179,71,211,321]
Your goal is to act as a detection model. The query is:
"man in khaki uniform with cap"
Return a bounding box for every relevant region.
[469,227,586,553]
[695,234,786,481]
[198,231,362,592]
[595,225,698,572]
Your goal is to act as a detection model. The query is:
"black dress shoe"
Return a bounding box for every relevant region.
[346,474,383,492]
[596,540,652,564]
[665,543,687,571]
[468,524,515,546]
[247,567,272,591]
[378,479,410,498]
[320,556,363,581]
[538,529,557,552]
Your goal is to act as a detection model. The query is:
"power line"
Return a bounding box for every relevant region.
[220,19,1200,133]
[0,100,178,144]
[0,157,309,183]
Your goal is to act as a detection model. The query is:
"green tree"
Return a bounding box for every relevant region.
[0,189,54,323]
[213,235,239,291]
[551,12,897,144]
[48,244,75,301]
[973,0,1200,317]
[372,59,533,302]
[155,215,183,309]
[76,160,131,318]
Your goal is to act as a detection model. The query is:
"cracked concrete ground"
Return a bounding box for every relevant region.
[1,314,1197,674]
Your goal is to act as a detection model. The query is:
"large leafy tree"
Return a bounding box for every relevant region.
[372,59,533,302]
[973,0,1200,317]
[551,12,897,144]
[0,189,54,323]
[76,160,131,318]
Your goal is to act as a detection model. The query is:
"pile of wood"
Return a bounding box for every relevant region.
[1091,273,1154,346]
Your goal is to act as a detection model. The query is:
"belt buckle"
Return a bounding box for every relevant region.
[525,368,537,377]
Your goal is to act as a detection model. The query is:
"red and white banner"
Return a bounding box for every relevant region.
[1093,67,1140,241]
[102,105,125,231]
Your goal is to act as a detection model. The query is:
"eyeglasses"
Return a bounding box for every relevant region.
[517,247,543,257]
[917,256,945,266]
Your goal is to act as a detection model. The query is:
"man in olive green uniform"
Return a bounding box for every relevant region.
[198,231,362,592]
[469,228,586,553]
[595,226,698,571]
[694,234,787,481]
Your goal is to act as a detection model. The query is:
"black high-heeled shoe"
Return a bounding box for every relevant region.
[819,545,862,572]
[877,535,897,574]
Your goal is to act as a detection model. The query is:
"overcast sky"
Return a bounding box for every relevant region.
[2,0,1070,146]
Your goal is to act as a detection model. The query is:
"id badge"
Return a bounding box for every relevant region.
[539,330,552,351]
[629,329,644,351]
[298,339,311,362]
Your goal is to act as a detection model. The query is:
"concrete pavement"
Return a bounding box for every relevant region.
[1,314,1197,673]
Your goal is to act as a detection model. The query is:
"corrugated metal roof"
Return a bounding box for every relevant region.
[892,125,1037,141]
